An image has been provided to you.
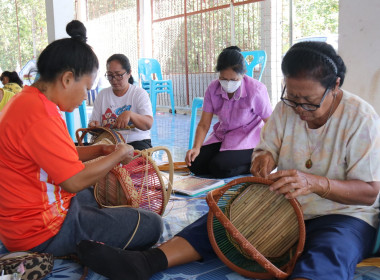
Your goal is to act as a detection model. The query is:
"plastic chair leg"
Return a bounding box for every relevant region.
[169,89,175,116]
[87,91,92,105]
[64,112,75,142]
[79,101,88,143]
[151,90,157,115]
[188,97,204,149]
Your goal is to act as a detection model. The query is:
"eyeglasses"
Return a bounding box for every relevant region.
[104,72,128,81]
[280,86,330,111]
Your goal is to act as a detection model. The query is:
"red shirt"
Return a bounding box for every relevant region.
[0,86,84,251]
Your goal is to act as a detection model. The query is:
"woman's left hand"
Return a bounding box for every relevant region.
[267,169,317,199]
[115,111,132,129]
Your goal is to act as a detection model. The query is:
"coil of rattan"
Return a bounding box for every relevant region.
[206,176,305,279]
[158,161,189,173]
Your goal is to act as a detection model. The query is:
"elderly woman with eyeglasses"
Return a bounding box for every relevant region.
[250,41,380,279]
[89,54,153,150]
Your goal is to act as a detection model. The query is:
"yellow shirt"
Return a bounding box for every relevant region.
[3,83,22,94]
[0,89,15,111]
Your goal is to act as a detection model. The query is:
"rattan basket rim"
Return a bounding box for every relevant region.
[206,176,306,279]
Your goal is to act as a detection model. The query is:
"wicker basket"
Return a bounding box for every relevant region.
[206,177,305,279]
[76,127,173,216]
[94,146,174,216]
[76,126,129,145]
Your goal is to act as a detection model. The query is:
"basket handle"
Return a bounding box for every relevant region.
[75,128,91,146]
[206,176,304,279]
[141,146,174,209]
[75,127,126,146]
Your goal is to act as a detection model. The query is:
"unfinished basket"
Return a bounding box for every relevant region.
[94,146,174,216]
[206,176,305,279]
[76,126,130,145]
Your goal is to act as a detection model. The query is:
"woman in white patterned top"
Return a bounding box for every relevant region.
[250,41,380,280]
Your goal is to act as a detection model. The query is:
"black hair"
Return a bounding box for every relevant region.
[0,71,23,87]
[106,54,134,84]
[36,20,99,82]
[216,46,246,75]
[282,41,346,88]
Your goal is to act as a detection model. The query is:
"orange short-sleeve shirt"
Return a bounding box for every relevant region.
[0,86,84,251]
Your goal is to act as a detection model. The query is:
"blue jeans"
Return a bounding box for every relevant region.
[32,188,163,256]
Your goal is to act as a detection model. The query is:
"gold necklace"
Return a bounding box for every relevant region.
[305,94,336,169]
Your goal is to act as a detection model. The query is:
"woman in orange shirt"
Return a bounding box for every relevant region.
[0,20,162,258]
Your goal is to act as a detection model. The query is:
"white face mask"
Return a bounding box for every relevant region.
[219,80,241,93]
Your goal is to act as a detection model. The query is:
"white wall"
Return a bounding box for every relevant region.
[45,0,74,43]
[339,0,380,113]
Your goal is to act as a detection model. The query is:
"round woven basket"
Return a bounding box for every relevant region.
[94,146,174,216]
[76,126,130,145]
[206,177,305,279]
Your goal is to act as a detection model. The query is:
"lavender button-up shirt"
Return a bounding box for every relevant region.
[202,75,272,151]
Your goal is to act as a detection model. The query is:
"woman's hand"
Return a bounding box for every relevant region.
[185,148,200,166]
[114,143,134,164]
[89,120,100,127]
[115,111,132,129]
[267,169,322,199]
[250,151,276,178]
[61,143,134,193]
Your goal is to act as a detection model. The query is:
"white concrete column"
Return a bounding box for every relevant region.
[139,0,152,58]
[45,0,75,43]
[44,0,81,139]
[260,0,283,106]
[339,0,380,113]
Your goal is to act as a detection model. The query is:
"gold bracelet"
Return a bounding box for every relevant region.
[321,177,331,198]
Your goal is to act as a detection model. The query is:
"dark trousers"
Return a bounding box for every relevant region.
[177,213,376,278]
[128,139,152,150]
[31,188,162,256]
[188,142,253,178]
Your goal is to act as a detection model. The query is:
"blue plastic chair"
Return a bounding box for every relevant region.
[138,58,175,115]
[241,50,267,81]
[188,97,204,149]
[65,100,87,142]
[188,50,267,149]
[87,87,99,106]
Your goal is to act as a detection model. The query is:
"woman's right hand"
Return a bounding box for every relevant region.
[250,150,276,178]
[89,120,100,127]
[114,143,134,163]
[185,148,200,166]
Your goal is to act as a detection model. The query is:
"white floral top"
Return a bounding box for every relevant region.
[256,90,380,227]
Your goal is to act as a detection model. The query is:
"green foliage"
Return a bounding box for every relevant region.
[294,0,339,38]
[282,0,339,53]
[0,0,47,72]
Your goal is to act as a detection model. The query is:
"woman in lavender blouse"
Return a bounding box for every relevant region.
[185,46,272,178]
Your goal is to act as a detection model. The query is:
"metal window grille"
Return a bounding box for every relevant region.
[151,0,265,109]
[85,0,140,85]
